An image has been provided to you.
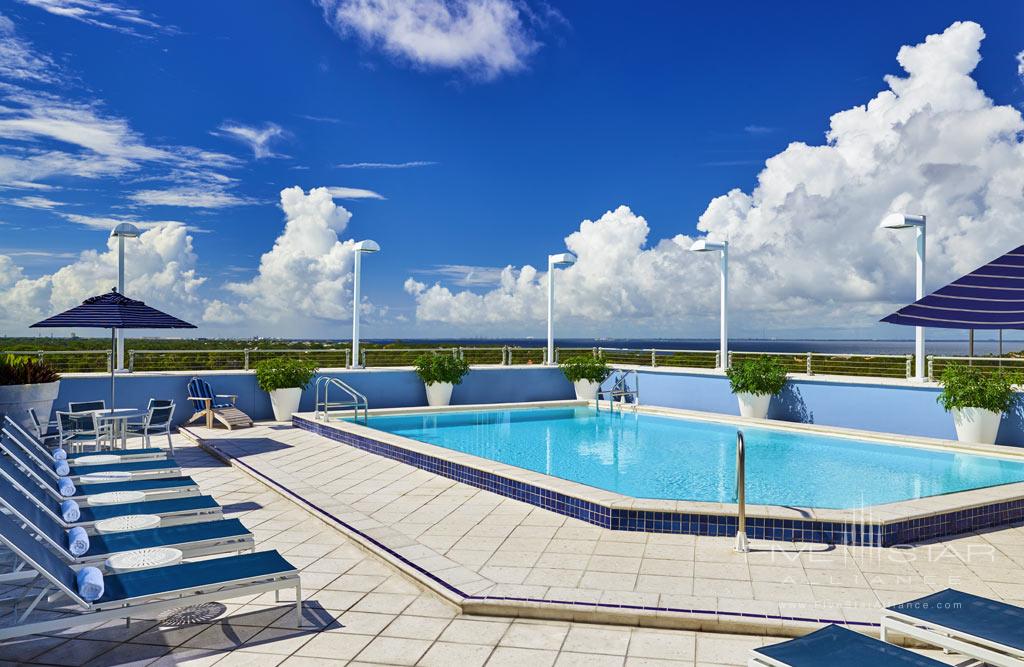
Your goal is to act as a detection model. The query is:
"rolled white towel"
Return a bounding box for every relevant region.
[67,526,89,557]
[54,459,70,476]
[61,499,81,522]
[76,566,104,602]
[52,447,68,461]
[57,476,76,498]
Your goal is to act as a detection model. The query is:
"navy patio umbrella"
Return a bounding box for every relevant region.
[31,290,196,408]
[881,244,1024,354]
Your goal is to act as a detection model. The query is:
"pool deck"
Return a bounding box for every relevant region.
[181,419,1024,639]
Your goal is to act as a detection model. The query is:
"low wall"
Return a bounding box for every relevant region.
[620,368,1024,446]
[54,366,576,427]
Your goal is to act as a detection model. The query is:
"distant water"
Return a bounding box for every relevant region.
[363,338,1022,356]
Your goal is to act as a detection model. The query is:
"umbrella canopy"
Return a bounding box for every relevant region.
[881,245,1024,330]
[30,290,196,409]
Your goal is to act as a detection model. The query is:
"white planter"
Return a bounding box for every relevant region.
[425,382,454,407]
[952,407,1002,444]
[0,380,60,433]
[269,387,302,422]
[573,380,600,401]
[736,392,772,419]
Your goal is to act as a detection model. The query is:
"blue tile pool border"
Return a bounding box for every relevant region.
[292,415,1024,547]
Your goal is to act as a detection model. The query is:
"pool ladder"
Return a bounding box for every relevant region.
[314,376,369,423]
[598,370,639,413]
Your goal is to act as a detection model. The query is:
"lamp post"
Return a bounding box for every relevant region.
[351,240,380,369]
[110,222,140,371]
[880,213,926,381]
[690,239,729,369]
[546,252,576,365]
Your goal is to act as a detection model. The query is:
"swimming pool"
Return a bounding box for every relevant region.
[362,407,1024,509]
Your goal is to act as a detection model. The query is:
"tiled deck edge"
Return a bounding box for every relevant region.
[179,425,878,637]
[294,416,1024,547]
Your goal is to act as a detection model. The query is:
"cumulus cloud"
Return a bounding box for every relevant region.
[204,187,376,333]
[214,121,288,159]
[315,0,548,80]
[406,21,1024,336]
[0,223,205,327]
[15,0,168,36]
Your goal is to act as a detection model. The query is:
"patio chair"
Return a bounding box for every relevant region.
[57,411,112,453]
[0,429,200,502]
[0,475,252,567]
[881,589,1024,667]
[126,404,176,454]
[186,377,252,430]
[0,510,300,642]
[749,624,946,666]
[0,445,220,531]
[147,398,174,410]
[26,408,60,447]
[5,416,166,464]
[68,400,106,413]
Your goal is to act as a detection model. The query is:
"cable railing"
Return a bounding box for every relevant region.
[7,345,1021,381]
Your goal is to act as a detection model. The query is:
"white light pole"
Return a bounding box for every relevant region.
[690,239,729,369]
[881,213,926,381]
[110,222,140,371]
[351,240,380,369]
[547,252,576,365]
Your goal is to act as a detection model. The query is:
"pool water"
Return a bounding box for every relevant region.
[362,407,1024,509]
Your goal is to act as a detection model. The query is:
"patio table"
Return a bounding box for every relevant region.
[79,409,147,451]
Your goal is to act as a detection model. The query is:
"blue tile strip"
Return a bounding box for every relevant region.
[292,416,1024,547]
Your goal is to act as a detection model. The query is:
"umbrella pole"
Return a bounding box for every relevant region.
[110,328,116,410]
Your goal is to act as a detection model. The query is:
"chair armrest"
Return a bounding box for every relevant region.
[187,396,213,408]
[215,394,238,405]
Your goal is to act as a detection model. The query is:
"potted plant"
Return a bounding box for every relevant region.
[255,357,318,421]
[726,356,788,419]
[559,355,611,401]
[0,354,61,433]
[414,353,470,407]
[937,363,1020,444]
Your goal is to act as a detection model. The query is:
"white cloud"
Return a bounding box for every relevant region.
[315,0,544,79]
[413,263,505,286]
[0,223,205,327]
[7,195,63,209]
[204,186,376,333]
[15,0,167,36]
[59,212,208,233]
[406,21,1024,336]
[1017,50,1024,78]
[335,160,437,169]
[0,12,58,83]
[127,185,258,209]
[743,125,775,135]
[214,122,288,159]
[326,186,385,199]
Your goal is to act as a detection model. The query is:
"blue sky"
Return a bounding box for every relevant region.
[1,1,1023,339]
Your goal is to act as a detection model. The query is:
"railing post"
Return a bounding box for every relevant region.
[503,346,509,365]
[905,354,913,380]
[592,347,598,358]
[651,349,657,367]
[128,350,135,373]
[806,352,813,376]
[715,351,721,369]
[105,350,112,373]
[927,355,934,381]
[244,348,251,371]
[361,349,367,368]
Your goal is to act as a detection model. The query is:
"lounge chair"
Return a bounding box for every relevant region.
[750,624,946,666]
[186,377,252,430]
[0,430,200,502]
[2,422,181,482]
[7,416,166,463]
[0,510,300,641]
[881,589,1024,667]
[0,475,252,566]
[26,408,60,447]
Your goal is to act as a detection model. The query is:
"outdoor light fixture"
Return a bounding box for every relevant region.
[880,213,926,381]
[547,252,576,365]
[351,240,381,369]
[690,239,729,369]
[109,222,141,372]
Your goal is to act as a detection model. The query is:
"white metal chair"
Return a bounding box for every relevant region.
[56,411,112,453]
[126,404,176,454]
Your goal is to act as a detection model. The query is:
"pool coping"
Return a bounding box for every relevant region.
[293,401,1024,546]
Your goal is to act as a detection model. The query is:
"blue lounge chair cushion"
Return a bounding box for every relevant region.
[61,499,81,522]
[83,519,248,558]
[70,460,179,476]
[58,477,76,497]
[67,526,89,557]
[94,549,295,604]
[752,625,946,667]
[77,476,197,497]
[888,588,1024,652]
[77,566,104,602]
[77,495,220,523]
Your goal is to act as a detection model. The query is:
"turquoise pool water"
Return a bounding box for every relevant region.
[362,407,1024,509]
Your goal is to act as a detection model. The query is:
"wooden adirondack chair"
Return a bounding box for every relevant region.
[186,378,253,430]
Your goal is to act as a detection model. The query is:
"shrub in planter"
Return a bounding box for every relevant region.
[0,354,61,433]
[414,354,470,406]
[937,363,1020,444]
[726,356,788,419]
[255,357,318,421]
[559,355,611,401]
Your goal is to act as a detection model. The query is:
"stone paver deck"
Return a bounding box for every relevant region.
[183,422,1024,638]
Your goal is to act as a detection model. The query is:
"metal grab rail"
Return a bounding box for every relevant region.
[598,369,640,413]
[735,430,748,553]
[314,376,368,423]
